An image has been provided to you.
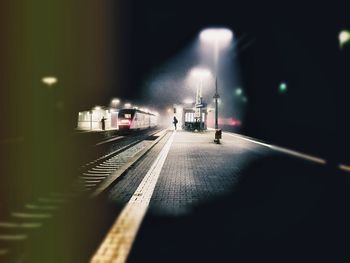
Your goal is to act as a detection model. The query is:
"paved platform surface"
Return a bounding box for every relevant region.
[101,130,350,263]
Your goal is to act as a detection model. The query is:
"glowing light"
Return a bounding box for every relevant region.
[200,28,233,46]
[111,98,120,106]
[94,106,101,110]
[229,118,241,127]
[339,30,350,47]
[124,103,131,108]
[183,98,194,104]
[190,68,211,78]
[279,82,287,93]
[235,88,242,96]
[41,76,57,86]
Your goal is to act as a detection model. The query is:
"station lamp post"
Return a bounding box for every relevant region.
[199,28,233,143]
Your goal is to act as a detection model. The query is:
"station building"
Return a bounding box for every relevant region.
[77,107,119,131]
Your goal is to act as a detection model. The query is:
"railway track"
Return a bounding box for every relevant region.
[0,128,167,262]
[78,128,166,193]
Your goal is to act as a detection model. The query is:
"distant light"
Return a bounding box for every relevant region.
[242,97,248,103]
[111,98,120,105]
[190,68,211,78]
[279,82,288,93]
[124,103,131,108]
[94,106,101,110]
[167,108,172,113]
[133,106,139,109]
[183,98,194,104]
[339,30,350,47]
[229,118,241,127]
[235,88,243,96]
[41,76,57,86]
[200,28,233,46]
[143,108,149,112]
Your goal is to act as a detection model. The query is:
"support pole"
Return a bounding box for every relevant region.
[214,77,220,143]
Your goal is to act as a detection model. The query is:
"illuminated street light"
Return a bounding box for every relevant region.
[200,28,233,47]
[339,30,350,48]
[199,27,233,143]
[235,88,243,96]
[111,98,120,108]
[190,68,211,78]
[183,98,194,104]
[41,76,57,87]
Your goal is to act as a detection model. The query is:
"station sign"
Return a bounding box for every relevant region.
[195,102,207,108]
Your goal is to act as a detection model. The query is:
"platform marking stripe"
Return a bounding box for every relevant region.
[25,204,58,210]
[91,131,175,263]
[224,132,326,164]
[11,212,52,219]
[0,222,42,228]
[38,198,65,204]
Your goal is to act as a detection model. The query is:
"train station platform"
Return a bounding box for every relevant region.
[91,129,350,263]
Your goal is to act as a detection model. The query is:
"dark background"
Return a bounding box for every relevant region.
[121,0,350,162]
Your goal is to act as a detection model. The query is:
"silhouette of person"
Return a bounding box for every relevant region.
[173,116,178,130]
[101,116,107,130]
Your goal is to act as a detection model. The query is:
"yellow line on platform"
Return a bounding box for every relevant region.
[90,131,175,263]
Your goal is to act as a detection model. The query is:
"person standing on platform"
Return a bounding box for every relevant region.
[173,116,178,130]
[101,116,107,130]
